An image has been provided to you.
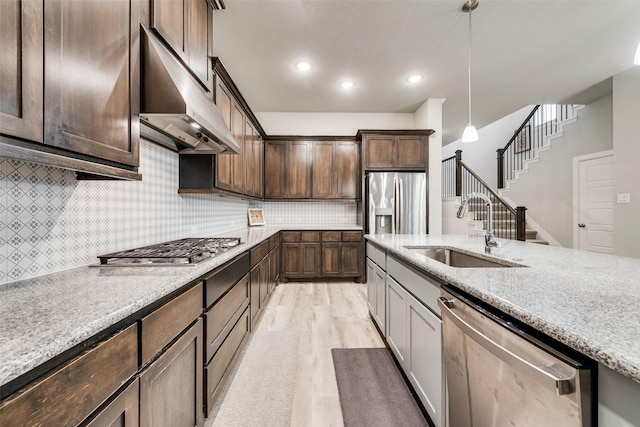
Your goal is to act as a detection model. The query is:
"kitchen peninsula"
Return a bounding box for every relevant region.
[365,233,640,426]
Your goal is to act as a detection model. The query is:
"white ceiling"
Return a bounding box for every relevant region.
[211,0,640,144]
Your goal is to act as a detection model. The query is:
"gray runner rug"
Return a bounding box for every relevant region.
[332,348,430,427]
[207,330,299,427]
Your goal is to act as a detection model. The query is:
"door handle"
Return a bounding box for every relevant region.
[578,223,586,228]
[438,297,574,396]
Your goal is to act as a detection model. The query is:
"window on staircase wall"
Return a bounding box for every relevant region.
[541,104,558,123]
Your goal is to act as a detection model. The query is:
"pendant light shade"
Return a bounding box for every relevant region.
[634,40,640,65]
[462,124,479,143]
[461,0,479,143]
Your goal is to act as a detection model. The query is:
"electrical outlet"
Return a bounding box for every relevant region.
[617,193,631,204]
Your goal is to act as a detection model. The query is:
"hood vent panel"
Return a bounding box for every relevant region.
[140,25,240,154]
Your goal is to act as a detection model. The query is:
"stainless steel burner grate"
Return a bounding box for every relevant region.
[97,237,242,266]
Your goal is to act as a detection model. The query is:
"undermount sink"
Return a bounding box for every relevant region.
[403,246,524,268]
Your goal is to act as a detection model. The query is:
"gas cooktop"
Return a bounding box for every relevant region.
[96,237,242,266]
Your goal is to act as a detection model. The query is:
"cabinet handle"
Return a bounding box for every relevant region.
[578,223,586,228]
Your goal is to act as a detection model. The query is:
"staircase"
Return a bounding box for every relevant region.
[454,198,548,244]
[497,104,583,191]
[443,104,583,246]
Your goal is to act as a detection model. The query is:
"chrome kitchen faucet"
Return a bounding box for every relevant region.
[456,192,500,254]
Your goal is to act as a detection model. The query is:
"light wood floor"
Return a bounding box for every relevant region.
[255,281,386,427]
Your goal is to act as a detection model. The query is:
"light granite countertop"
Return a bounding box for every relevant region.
[365,234,640,384]
[0,224,361,390]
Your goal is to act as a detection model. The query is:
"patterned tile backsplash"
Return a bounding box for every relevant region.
[0,140,357,285]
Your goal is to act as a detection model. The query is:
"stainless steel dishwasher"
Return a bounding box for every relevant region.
[438,286,595,427]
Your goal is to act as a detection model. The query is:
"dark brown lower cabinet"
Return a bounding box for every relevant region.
[86,379,139,427]
[282,230,363,280]
[0,325,138,427]
[204,308,250,415]
[140,319,204,427]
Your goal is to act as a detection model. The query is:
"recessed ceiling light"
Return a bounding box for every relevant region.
[407,75,423,83]
[340,81,355,90]
[296,61,312,71]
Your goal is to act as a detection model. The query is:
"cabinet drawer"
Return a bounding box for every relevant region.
[204,307,250,415]
[366,242,386,270]
[301,231,320,242]
[322,231,341,242]
[0,325,138,427]
[251,240,269,267]
[205,274,249,362]
[141,282,203,364]
[342,231,362,242]
[282,231,300,243]
[205,252,250,308]
[269,233,280,249]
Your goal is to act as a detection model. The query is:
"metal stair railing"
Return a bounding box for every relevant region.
[442,150,527,241]
[497,104,578,188]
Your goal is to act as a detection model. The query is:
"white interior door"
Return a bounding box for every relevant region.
[577,154,613,253]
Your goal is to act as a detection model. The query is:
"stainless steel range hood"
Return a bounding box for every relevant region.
[140,24,240,154]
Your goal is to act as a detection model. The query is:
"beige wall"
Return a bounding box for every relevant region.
[612,67,640,258]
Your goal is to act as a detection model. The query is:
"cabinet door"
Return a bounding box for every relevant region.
[374,264,386,334]
[244,119,262,198]
[86,379,139,427]
[287,141,311,198]
[386,276,407,368]
[282,242,301,276]
[407,293,443,427]
[301,243,320,276]
[396,135,427,169]
[321,242,341,276]
[250,265,260,326]
[265,142,286,198]
[44,0,139,166]
[256,135,264,198]
[215,80,233,190]
[140,319,204,427]
[365,136,395,169]
[341,242,361,276]
[335,141,359,198]
[260,257,269,308]
[231,104,245,193]
[366,259,377,314]
[151,0,186,62]
[0,0,43,143]
[312,141,335,198]
[186,0,210,86]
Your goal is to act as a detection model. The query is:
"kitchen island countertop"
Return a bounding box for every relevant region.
[0,224,361,390]
[365,233,640,384]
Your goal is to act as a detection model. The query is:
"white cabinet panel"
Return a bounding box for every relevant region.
[374,264,386,334]
[386,276,408,368]
[408,292,443,427]
[366,259,376,314]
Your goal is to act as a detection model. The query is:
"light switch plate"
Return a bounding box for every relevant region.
[617,193,631,204]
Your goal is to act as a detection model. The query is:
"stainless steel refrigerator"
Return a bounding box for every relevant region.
[366,172,427,235]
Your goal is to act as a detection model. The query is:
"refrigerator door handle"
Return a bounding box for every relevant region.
[393,175,400,233]
[398,178,404,233]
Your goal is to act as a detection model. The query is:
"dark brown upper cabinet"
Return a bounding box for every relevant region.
[0,0,140,179]
[265,140,312,199]
[150,0,212,88]
[178,59,266,199]
[44,0,140,168]
[0,0,43,143]
[359,130,433,171]
[311,140,360,199]
[265,138,360,200]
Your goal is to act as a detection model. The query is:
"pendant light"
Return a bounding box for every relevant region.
[462,0,479,143]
